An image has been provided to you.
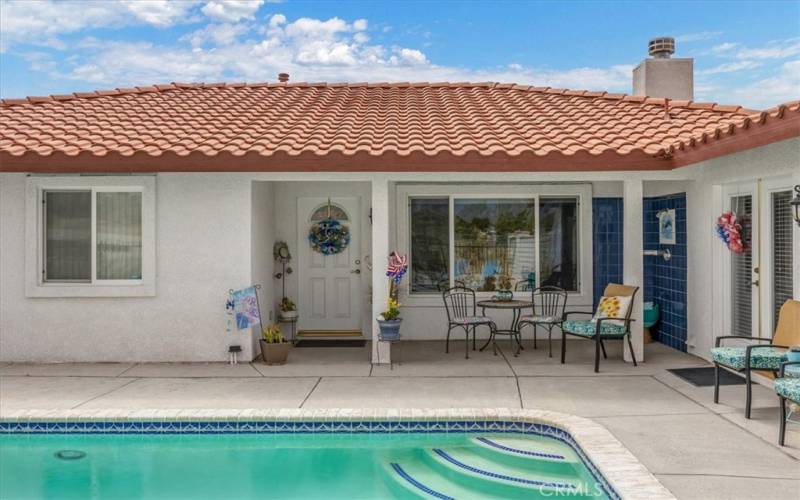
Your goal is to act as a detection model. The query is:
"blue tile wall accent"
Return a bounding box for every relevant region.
[592,198,624,309]
[643,193,688,352]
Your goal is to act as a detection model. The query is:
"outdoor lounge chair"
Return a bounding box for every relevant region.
[518,286,567,357]
[775,361,800,446]
[442,286,498,359]
[561,283,639,373]
[711,299,800,419]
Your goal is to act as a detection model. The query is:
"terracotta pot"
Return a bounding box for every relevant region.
[260,340,291,365]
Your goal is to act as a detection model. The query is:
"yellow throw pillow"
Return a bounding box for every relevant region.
[593,296,632,327]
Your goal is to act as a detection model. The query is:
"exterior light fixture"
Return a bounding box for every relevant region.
[791,185,800,228]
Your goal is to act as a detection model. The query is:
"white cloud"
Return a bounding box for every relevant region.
[397,48,427,65]
[675,31,722,43]
[726,60,800,108]
[698,60,761,75]
[735,38,800,60]
[269,14,286,28]
[184,23,251,47]
[0,0,199,50]
[122,0,197,27]
[201,0,263,23]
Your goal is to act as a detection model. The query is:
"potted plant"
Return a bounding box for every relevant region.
[279,297,298,320]
[377,251,408,341]
[496,275,513,301]
[377,297,402,340]
[260,323,291,365]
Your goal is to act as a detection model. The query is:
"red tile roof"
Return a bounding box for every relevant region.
[1,82,798,172]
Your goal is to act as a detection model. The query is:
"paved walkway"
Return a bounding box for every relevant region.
[1,340,797,499]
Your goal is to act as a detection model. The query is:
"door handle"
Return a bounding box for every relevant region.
[351,269,361,274]
[752,280,759,287]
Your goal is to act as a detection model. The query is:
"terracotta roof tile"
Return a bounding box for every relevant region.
[1,81,797,172]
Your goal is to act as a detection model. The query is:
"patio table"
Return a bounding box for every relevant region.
[477,299,533,356]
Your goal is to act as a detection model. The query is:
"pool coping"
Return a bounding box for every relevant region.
[0,408,675,500]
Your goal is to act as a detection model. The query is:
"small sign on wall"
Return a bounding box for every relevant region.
[658,209,676,245]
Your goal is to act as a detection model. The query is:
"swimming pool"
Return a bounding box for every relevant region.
[0,410,674,499]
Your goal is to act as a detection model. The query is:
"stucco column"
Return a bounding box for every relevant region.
[623,179,645,363]
[371,176,391,364]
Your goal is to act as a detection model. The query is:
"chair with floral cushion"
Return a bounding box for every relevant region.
[775,360,800,446]
[442,286,498,359]
[711,299,800,419]
[561,283,639,373]
[518,286,567,357]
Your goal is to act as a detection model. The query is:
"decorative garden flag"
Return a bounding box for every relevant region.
[231,287,261,330]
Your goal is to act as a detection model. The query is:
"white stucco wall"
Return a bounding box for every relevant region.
[681,138,800,360]
[0,173,254,362]
[1,148,796,363]
[251,181,276,358]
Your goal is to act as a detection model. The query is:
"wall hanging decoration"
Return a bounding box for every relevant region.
[308,198,351,255]
[657,209,676,245]
[229,285,263,330]
[716,211,745,254]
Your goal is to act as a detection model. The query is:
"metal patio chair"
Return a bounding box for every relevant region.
[775,360,800,446]
[518,286,567,357]
[711,299,800,419]
[442,286,497,358]
[561,283,639,373]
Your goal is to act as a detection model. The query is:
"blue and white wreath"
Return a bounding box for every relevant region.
[308,219,351,255]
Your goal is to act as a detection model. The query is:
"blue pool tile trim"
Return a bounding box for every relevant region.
[432,448,576,491]
[475,436,565,460]
[0,419,619,500]
[390,463,455,500]
[644,193,688,353]
[593,198,624,309]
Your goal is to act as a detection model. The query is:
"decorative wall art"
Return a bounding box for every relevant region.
[658,209,676,245]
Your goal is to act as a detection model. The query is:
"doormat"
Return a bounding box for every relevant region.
[668,367,746,387]
[294,339,367,348]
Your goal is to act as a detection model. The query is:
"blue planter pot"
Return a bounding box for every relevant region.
[787,350,800,363]
[378,319,402,340]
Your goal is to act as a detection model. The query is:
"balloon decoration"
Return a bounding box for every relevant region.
[716,211,745,254]
[308,199,351,255]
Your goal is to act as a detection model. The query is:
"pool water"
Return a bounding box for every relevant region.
[1,432,611,499]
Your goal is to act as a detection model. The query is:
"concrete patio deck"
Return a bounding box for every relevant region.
[1,340,797,499]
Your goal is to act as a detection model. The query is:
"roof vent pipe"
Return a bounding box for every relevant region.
[648,37,675,59]
[278,73,289,83]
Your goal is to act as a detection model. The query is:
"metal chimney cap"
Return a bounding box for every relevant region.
[648,37,675,58]
[278,73,289,83]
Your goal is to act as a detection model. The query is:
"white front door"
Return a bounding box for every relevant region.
[297,197,362,332]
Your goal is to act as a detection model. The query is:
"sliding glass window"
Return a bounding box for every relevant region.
[408,194,581,295]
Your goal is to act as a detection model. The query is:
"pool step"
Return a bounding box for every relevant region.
[422,447,593,498]
[469,436,581,473]
[382,461,483,499]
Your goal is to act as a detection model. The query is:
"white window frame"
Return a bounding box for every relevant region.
[25,176,156,297]
[397,183,593,307]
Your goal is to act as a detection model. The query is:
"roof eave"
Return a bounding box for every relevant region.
[0,149,672,173]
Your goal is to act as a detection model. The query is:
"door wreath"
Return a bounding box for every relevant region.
[308,199,351,255]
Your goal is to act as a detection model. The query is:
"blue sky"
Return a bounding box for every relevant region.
[1,0,798,108]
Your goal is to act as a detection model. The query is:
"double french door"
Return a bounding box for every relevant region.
[723,179,796,338]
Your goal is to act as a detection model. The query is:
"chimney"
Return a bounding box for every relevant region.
[278,72,289,83]
[632,37,693,100]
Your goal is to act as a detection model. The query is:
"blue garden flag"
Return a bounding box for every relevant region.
[231,286,261,330]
